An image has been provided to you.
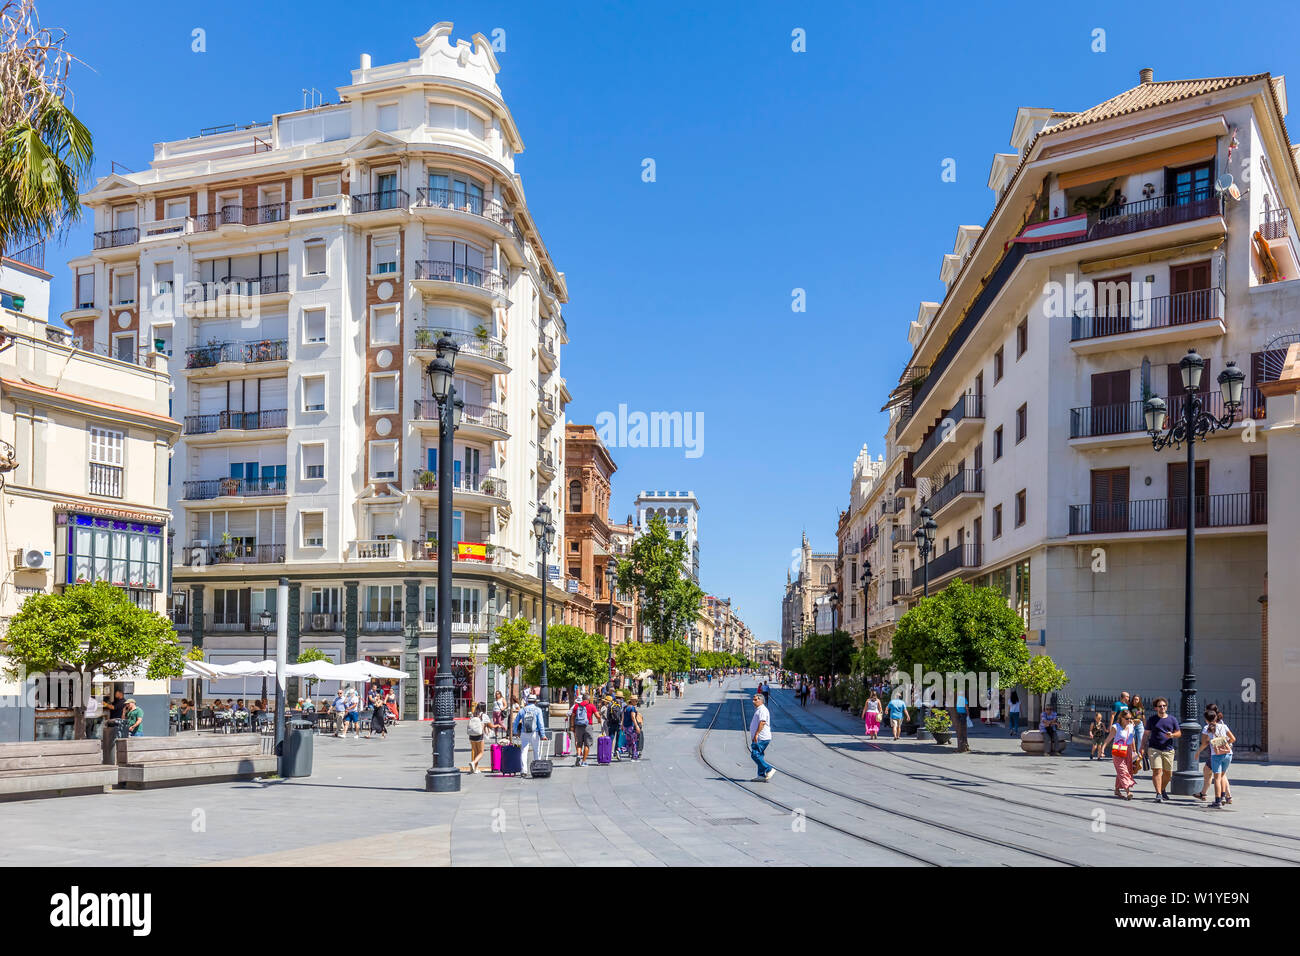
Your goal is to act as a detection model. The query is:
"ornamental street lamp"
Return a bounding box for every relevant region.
[1144,349,1245,795]
[259,608,273,704]
[637,585,647,643]
[605,562,618,691]
[533,504,556,708]
[861,559,873,636]
[913,506,937,598]
[826,588,840,697]
[425,336,462,793]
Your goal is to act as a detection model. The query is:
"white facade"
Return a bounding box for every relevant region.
[634,489,700,582]
[58,24,571,718]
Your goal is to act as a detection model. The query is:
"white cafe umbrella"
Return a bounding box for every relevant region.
[349,661,410,679]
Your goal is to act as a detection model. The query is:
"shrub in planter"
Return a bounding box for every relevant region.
[925,707,953,744]
[417,470,436,490]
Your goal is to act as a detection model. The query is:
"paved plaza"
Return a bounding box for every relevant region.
[4,678,1299,866]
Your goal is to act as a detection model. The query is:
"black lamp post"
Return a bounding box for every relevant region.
[605,562,617,691]
[913,506,937,597]
[862,559,873,690]
[259,608,273,704]
[1144,349,1245,795]
[425,336,463,793]
[827,588,840,698]
[637,585,647,643]
[533,504,556,707]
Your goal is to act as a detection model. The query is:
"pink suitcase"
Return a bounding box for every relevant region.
[491,743,503,773]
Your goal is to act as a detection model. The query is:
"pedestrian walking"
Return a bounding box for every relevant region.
[1007,690,1021,735]
[1101,709,1140,799]
[1129,696,1148,769]
[366,687,388,739]
[514,693,547,777]
[343,685,362,739]
[1196,706,1236,808]
[124,698,144,737]
[886,692,908,740]
[749,691,775,781]
[862,691,882,740]
[466,703,488,773]
[332,688,348,738]
[1193,704,1217,801]
[1141,697,1181,802]
[1089,713,1107,759]
[1109,690,1132,729]
[1038,701,1060,757]
[621,696,642,760]
[570,692,598,767]
[604,695,624,761]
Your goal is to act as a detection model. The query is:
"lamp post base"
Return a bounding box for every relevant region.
[425,768,461,793]
[1169,768,1202,797]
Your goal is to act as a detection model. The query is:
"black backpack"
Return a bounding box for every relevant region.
[607,703,623,727]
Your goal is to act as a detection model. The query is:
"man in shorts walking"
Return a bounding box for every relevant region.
[1142,697,1181,802]
[570,692,598,766]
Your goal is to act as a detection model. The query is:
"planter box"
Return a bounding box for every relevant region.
[1020,730,1071,755]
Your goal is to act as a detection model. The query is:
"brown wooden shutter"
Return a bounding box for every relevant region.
[1169,461,1209,528]
[1091,468,1129,532]
[1250,455,1268,524]
[1091,369,1131,434]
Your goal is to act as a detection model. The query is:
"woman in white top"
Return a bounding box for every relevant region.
[1101,709,1141,799]
[861,691,882,739]
[1195,705,1236,808]
[1007,691,1021,736]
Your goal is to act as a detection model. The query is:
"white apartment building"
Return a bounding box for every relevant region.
[634,489,700,582]
[0,242,179,740]
[59,24,571,718]
[877,69,1296,708]
[835,445,894,651]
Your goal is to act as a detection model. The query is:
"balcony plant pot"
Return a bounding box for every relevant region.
[219,478,240,496]
[415,329,435,348]
[480,480,496,495]
[474,324,489,341]
[418,470,436,490]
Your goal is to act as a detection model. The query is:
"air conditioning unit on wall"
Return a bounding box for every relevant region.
[16,546,50,571]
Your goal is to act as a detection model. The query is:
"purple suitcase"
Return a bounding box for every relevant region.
[596,735,613,765]
[491,743,503,773]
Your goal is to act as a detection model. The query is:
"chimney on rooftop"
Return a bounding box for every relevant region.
[1140,68,1154,84]
[360,53,372,69]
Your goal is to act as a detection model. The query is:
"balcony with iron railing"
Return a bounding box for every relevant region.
[301,611,344,633]
[3,240,44,270]
[413,260,508,296]
[420,609,503,634]
[351,189,409,214]
[89,462,123,498]
[912,543,982,590]
[414,187,511,225]
[93,227,139,250]
[360,609,405,632]
[187,274,290,303]
[184,408,288,435]
[192,543,285,565]
[1071,287,1226,343]
[1259,205,1300,280]
[919,468,983,520]
[413,400,508,435]
[408,540,519,570]
[66,337,165,369]
[193,202,289,232]
[1068,491,1267,535]
[412,328,509,368]
[184,339,289,370]
[538,450,556,474]
[913,393,985,470]
[1069,387,1266,441]
[410,469,508,501]
[182,476,287,500]
[902,188,1224,429]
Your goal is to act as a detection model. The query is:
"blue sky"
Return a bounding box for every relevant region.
[44,0,1300,643]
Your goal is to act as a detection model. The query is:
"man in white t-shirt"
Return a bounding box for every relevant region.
[749,692,775,781]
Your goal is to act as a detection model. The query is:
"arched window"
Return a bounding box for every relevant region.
[568,480,582,512]
[820,567,832,586]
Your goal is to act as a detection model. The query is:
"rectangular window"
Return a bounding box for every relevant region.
[302,376,325,412]
[992,504,1002,539]
[1015,490,1026,527]
[370,304,399,345]
[88,426,124,498]
[370,373,398,413]
[304,239,326,276]
[56,513,164,592]
[301,512,324,548]
[155,261,174,296]
[372,236,398,275]
[377,103,399,132]
[301,442,325,480]
[1016,403,1027,443]
[164,198,189,219]
[76,271,95,309]
[1016,318,1028,358]
[993,426,1003,461]
[302,308,326,344]
[994,347,1004,383]
[370,442,397,480]
[114,271,136,306]
[427,103,485,138]
[312,175,340,197]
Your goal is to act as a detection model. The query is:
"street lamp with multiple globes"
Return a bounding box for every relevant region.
[604,562,617,691]
[425,336,464,793]
[532,504,556,708]
[1143,348,1245,795]
[913,506,937,597]
[258,608,273,704]
[826,587,840,698]
[637,585,647,642]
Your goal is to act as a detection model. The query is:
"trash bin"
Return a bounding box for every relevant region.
[280,718,314,777]
[101,718,126,764]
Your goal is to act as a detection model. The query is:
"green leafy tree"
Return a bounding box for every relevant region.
[296,647,329,699]
[892,579,1030,752]
[1019,653,1069,716]
[2,582,183,738]
[0,0,94,255]
[487,616,541,702]
[615,516,704,643]
[614,639,649,679]
[523,625,606,695]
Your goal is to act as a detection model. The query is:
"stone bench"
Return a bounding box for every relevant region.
[1020,730,1071,755]
[115,736,277,790]
[0,740,117,800]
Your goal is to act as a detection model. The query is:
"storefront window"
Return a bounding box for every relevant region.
[56,513,165,592]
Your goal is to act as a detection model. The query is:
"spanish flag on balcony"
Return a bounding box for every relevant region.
[457,542,488,561]
[1012,214,1088,244]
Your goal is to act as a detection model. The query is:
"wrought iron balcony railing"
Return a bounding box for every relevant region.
[912,544,982,590]
[409,469,508,499]
[1068,491,1267,534]
[413,400,508,432]
[351,189,409,213]
[93,227,138,250]
[194,543,285,565]
[187,273,289,302]
[184,340,289,369]
[184,408,288,434]
[913,393,984,468]
[182,476,287,499]
[414,187,509,224]
[413,259,508,294]
[413,328,508,364]
[1071,287,1226,341]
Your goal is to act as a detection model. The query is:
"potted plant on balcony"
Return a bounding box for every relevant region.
[218,532,237,562]
[474,323,489,342]
[925,707,953,745]
[219,477,240,497]
[484,543,496,561]
[417,470,436,490]
[415,328,435,349]
[480,478,496,495]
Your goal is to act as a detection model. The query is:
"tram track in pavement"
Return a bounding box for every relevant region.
[763,686,1300,866]
[698,687,1082,865]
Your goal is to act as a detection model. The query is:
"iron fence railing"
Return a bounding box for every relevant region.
[187,273,289,302]
[414,187,508,223]
[1057,693,1263,752]
[413,400,508,432]
[412,328,508,364]
[351,189,409,213]
[914,393,984,468]
[184,408,288,434]
[89,463,123,498]
[413,259,508,294]
[1071,287,1225,340]
[195,543,285,564]
[409,469,508,499]
[1068,491,1267,534]
[912,543,982,590]
[182,476,288,499]
[4,240,44,269]
[93,227,138,249]
[184,340,289,369]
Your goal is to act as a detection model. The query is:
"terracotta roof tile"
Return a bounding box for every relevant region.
[1044,74,1270,135]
